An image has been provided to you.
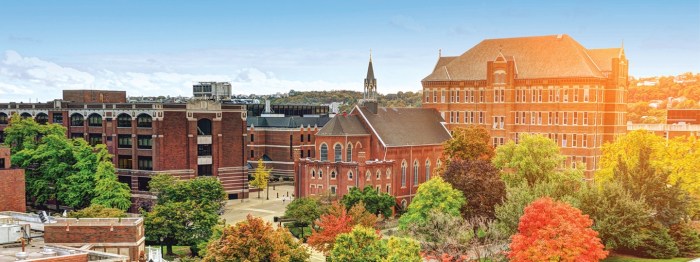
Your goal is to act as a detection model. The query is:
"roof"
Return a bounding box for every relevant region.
[356,106,451,147]
[247,115,331,128]
[424,34,611,81]
[316,115,370,136]
[367,59,375,80]
[587,48,622,72]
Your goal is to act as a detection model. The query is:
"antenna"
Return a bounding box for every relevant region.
[438,49,442,58]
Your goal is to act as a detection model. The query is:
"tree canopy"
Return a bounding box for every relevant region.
[442,125,494,162]
[341,186,395,218]
[68,204,127,218]
[398,177,465,230]
[442,159,505,220]
[492,133,566,186]
[250,158,271,199]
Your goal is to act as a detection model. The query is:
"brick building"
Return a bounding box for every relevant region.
[0,90,249,210]
[295,58,451,208]
[0,146,25,212]
[44,217,144,261]
[247,101,331,179]
[422,34,629,177]
[628,109,700,139]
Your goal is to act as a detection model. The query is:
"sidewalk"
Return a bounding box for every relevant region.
[220,184,295,225]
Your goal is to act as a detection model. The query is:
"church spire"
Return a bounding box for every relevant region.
[364,51,377,100]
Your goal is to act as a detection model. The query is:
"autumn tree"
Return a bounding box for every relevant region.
[250,158,271,199]
[384,237,422,262]
[442,125,494,162]
[442,159,505,220]
[398,176,465,230]
[341,186,395,218]
[348,202,378,228]
[307,203,354,254]
[402,210,472,258]
[509,197,608,261]
[492,133,566,186]
[284,197,326,238]
[202,215,309,262]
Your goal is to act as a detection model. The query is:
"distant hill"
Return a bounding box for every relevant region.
[265,90,423,113]
[627,72,700,123]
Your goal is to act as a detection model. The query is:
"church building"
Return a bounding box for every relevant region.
[294,57,451,208]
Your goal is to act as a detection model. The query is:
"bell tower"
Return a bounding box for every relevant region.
[364,51,377,100]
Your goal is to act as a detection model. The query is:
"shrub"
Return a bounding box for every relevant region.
[636,223,679,259]
[670,222,700,256]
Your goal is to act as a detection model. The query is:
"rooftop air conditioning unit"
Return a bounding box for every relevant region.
[0,224,22,244]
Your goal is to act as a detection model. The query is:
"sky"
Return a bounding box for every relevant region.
[0,0,698,102]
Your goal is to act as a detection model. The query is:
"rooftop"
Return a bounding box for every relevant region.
[0,238,126,262]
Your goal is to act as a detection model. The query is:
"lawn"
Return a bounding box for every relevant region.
[148,245,191,260]
[604,254,694,262]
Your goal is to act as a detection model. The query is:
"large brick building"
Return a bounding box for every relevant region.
[0,146,26,212]
[422,34,628,177]
[0,90,249,210]
[295,58,451,208]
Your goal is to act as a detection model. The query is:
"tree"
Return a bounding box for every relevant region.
[308,203,354,254]
[384,237,422,262]
[509,198,608,262]
[91,161,132,210]
[492,133,565,186]
[328,226,388,262]
[348,202,378,228]
[68,204,126,218]
[442,159,505,220]
[402,210,472,258]
[442,125,494,162]
[144,175,225,255]
[284,197,326,238]
[398,177,465,230]
[341,186,395,218]
[202,215,309,262]
[596,130,666,184]
[2,113,65,153]
[250,159,271,199]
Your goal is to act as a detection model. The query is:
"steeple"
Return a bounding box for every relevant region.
[364,51,377,100]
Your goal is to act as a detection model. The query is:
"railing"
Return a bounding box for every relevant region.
[147,246,168,262]
[627,123,700,132]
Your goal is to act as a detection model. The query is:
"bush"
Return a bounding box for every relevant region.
[636,223,679,259]
[670,222,700,256]
[284,222,312,242]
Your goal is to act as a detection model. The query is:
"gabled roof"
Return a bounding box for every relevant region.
[587,48,622,72]
[355,106,451,147]
[316,115,370,136]
[423,34,608,81]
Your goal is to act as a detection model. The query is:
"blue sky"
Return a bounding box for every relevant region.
[0,0,698,102]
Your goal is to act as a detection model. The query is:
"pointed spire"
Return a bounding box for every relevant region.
[621,39,624,49]
[364,52,377,100]
[369,48,372,62]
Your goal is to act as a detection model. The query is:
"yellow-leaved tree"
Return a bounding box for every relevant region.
[250,158,272,199]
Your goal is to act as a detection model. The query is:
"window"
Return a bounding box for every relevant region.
[537,88,543,102]
[198,165,213,176]
[425,160,431,181]
[198,144,212,156]
[563,112,568,125]
[425,91,430,103]
[137,114,152,128]
[562,135,568,148]
[118,135,132,148]
[88,134,102,146]
[386,168,391,179]
[376,170,381,180]
[365,171,371,181]
[563,88,569,102]
[118,155,132,169]
[537,112,542,125]
[413,161,419,186]
[117,114,132,128]
[573,87,579,102]
[311,170,316,179]
[334,144,342,162]
[515,112,520,124]
[331,171,336,179]
[548,112,553,125]
[0,113,7,125]
[118,176,132,189]
[583,112,589,125]
[516,89,521,102]
[300,134,304,142]
[138,156,152,170]
[583,134,588,148]
[0,131,4,144]
[348,171,354,180]
[584,87,590,102]
[320,144,328,161]
[330,186,336,195]
[250,134,254,142]
[555,89,560,102]
[307,149,311,158]
[197,119,212,135]
[479,89,485,103]
[555,112,559,125]
[441,90,446,103]
[346,143,352,162]
[531,87,536,102]
[401,161,407,187]
[437,159,442,169]
[20,113,31,119]
[573,112,579,125]
[530,112,535,125]
[573,134,578,147]
[138,135,152,149]
[479,112,484,124]
[455,89,460,103]
[138,177,151,191]
[433,90,437,103]
[52,113,63,124]
[87,114,102,127]
[34,113,48,125]
[319,170,323,178]
[70,114,84,126]
[548,87,554,102]
[386,185,391,195]
[307,134,311,142]
[300,150,304,158]
[250,149,254,159]
[469,88,475,103]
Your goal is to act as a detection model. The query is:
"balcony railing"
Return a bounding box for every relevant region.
[627,123,700,132]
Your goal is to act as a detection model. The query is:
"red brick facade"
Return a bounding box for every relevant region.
[62,90,127,103]
[0,146,26,212]
[422,35,629,177]
[248,125,321,178]
[44,218,144,261]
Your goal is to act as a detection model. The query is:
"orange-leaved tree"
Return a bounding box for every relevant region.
[509,197,608,262]
[307,202,354,254]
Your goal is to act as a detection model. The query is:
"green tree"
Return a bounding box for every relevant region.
[284,197,326,238]
[91,161,132,210]
[442,159,505,220]
[250,158,271,199]
[442,125,494,163]
[384,237,422,262]
[341,186,395,218]
[2,113,65,153]
[492,133,565,186]
[68,204,127,218]
[329,226,388,262]
[398,177,465,230]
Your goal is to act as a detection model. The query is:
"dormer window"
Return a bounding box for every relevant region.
[494,70,506,85]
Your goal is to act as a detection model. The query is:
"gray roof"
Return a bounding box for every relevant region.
[316,115,370,136]
[423,34,615,81]
[356,105,451,147]
[247,115,331,128]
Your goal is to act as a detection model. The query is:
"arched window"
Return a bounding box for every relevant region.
[401,199,408,210]
[437,159,442,169]
[334,144,342,162]
[70,113,84,126]
[0,113,7,125]
[320,144,328,161]
[319,170,323,178]
[197,118,212,135]
[20,113,32,119]
[366,171,371,181]
[413,160,419,185]
[137,114,152,128]
[376,170,381,180]
[346,143,353,162]
[386,168,391,179]
[35,113,48,125]
[331,170,336,179]
[401,161,407,187]
[348,171,353,180]
[117,113,132,128]
[425,160,431,181]
[311,170,316,179]
[88,114,102,127]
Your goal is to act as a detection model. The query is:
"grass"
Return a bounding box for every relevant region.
[603,253,694,262]
[148,245,191,260]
